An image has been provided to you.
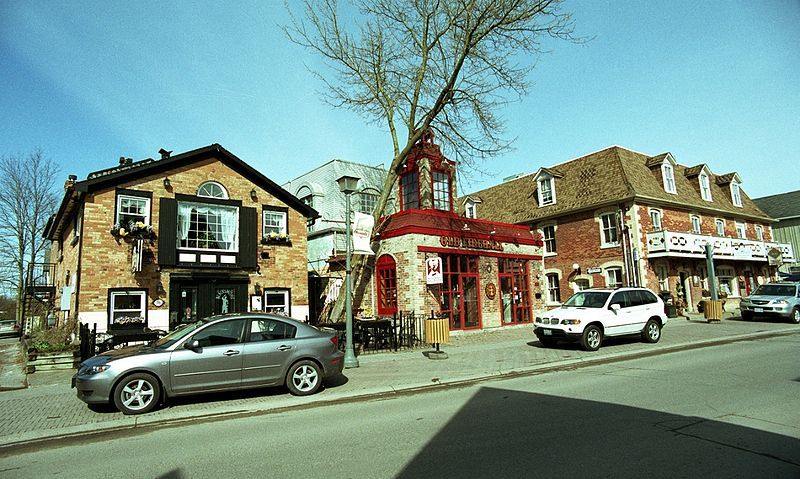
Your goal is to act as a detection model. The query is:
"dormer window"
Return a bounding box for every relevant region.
[661,164,676,194]
[432,170,451,211]
[465,200,477,219]
[699,172,713,201]
[197,181,228,199]
[400,171,419,211]
[730,181,743,207]
[538,176,556,206]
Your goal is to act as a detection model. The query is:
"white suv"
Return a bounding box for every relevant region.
[534,287,668,351]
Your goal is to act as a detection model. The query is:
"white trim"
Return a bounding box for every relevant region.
[661,163,677,194]
[115,194,151,227]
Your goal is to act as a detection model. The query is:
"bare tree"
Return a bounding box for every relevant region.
[287,0,577,320]
[0,149,60,322]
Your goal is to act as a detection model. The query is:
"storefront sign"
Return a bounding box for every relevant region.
[352,212,375,255]
[439,235,504,252]
[586,267,602,274]
[426,257,443,284]
[485,283,497,300]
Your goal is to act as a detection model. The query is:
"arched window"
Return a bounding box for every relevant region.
[296,186,313,208]
[358,188,379,215]
[197,181,228,199]
[376,255,398,316]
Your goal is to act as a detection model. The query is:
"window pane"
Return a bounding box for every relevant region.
[358,191,378,215]
[401,172,419,210]
[178,202,238,251]
[263,211,287,236]
[433,171,450,210]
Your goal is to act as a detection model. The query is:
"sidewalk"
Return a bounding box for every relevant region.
[0,313,797,449]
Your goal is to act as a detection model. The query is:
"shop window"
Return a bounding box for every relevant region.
[264,289,290,315]
[715,219,725,237]
[116,194,151,227]
[376,255,398,316]
[109,290,147,328]
[546,273,561,304]
[599,212,619,247]
[690,215,701,234]
[178,202,239,251]
[605,267,623,288]
[541,224,556,254]
[358,188,379,215]
[717,267,739,297]
[662,163,676,194]
[498,258,531,324]
[699,172,713,201]
[400,171,419,210]
[649,209,662,232]
[197,181,229,199]
[432,170,451,211]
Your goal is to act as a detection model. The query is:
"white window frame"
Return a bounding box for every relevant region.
[197,181,229,199]
[735,221,747,239]
[730,181,743,207]
[538,177,556,206]
[264,289,290,315]
[649,209,662,231]
[715,218,726,237]
[109,290,146,326]
[115,194,151,227]
[699,172,713,201]
[546,273,561,304]
[605,267,623,288]
[661,164,677,194]
[755,225,764,241]
[177,202,240,252]
[541,224,557,255]
[690,215,702,234]
[465,200,477,219]
[599,212,620,247]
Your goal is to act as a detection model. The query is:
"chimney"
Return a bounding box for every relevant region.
[158,148,172,160]
[64,174,77,191]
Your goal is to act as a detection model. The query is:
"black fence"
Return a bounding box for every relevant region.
[319,310,429,354]
[78,323,96,362]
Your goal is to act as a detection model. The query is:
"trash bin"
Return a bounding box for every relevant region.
[703,299,723,322]
[424,317,450,346]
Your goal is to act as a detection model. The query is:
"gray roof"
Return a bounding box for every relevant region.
[753,190,800,219]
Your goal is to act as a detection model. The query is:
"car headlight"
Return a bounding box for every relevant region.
[81,364,111,375]
[773,300,788,305]
[561,319,581,325]
[535,317,542,324]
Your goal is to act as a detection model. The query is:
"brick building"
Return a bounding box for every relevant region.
[465,146,794,312]
[366,134,544,331]
[43,144,317,333]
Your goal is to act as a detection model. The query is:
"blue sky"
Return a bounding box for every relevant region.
[1,0,798,199]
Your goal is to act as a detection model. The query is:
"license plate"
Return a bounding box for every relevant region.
[543,330,552,336]
[754,308,764,313]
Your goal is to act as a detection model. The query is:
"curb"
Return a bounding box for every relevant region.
[1,327,795,454]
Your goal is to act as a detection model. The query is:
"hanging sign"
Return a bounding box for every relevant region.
[352,212,375,255]
[426,257,443,284]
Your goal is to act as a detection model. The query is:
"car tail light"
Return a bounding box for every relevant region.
[330,335,339,348]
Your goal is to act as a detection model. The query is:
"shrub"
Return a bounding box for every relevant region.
[28,318,78,353]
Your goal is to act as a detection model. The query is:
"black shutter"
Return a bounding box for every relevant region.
[239,207,257,268]
[158,198,177,266]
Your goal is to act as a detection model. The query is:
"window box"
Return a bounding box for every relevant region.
[261,233,292,245]
[111,221,154,239]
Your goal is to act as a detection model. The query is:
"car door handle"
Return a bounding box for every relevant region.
[277,345,292,351]
[223,350,240,356]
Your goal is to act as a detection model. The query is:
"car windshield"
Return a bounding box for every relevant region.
[753,284,796,296]
[562,291,611,308]
[152,320,208,349]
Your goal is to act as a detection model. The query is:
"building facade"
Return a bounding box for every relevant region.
[43,144,317,332]
[753,190,800,275]
[465,146,794,312]
[365,134,544,331]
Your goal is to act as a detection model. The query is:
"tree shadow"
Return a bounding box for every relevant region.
[397,387,800,478]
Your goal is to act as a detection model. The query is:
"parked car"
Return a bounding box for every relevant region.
[533,287,669,351]
[73,313,344,415]
[0,319,20,338]
[739,282,800,323]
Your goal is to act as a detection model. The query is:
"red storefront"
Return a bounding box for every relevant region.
[363,134,544,331]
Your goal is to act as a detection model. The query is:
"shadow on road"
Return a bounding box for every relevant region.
[397,387,800,478]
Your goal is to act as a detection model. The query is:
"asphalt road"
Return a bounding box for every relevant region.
[1,334,798,478]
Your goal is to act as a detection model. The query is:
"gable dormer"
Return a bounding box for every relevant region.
[646,152,677,194]
[716,172,743,207]
[462,195,482,219]
[684,164,714,202]
[532,167,563,207]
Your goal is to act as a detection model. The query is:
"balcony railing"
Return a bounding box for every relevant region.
[25,262,57,291]
[646,230,795,263]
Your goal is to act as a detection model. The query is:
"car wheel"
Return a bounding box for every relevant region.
[581,325,602,351]
[741,311,753,321]
[642,319,661,343]
[113,373,161,415]
[538,337,557,348]
[286,360,322,396]
[790,307,800,325]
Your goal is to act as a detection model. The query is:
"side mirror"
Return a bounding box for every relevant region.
[184,339,201,351]
[610,304,621,313]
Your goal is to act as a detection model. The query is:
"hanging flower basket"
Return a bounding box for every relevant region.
[111,221,154,239]
[261,232,291,245]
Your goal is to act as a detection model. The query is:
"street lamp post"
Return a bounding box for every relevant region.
[337,175,360,369]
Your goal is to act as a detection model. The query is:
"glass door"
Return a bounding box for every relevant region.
[461,275,480,329]
[179,287,198,324]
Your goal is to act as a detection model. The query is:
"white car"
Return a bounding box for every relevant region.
[534,288,668,351]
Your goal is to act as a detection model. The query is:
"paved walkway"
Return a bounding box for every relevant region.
[0,313,797,449]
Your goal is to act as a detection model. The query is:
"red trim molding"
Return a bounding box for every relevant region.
[418,245,542,260]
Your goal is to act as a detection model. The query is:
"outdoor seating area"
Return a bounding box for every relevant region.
[318,311,424,354]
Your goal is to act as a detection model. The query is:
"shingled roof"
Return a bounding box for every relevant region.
[462,146,773,224]
[753,190,800,220]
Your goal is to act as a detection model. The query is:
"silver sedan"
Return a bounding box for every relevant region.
[73,313,344,415]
